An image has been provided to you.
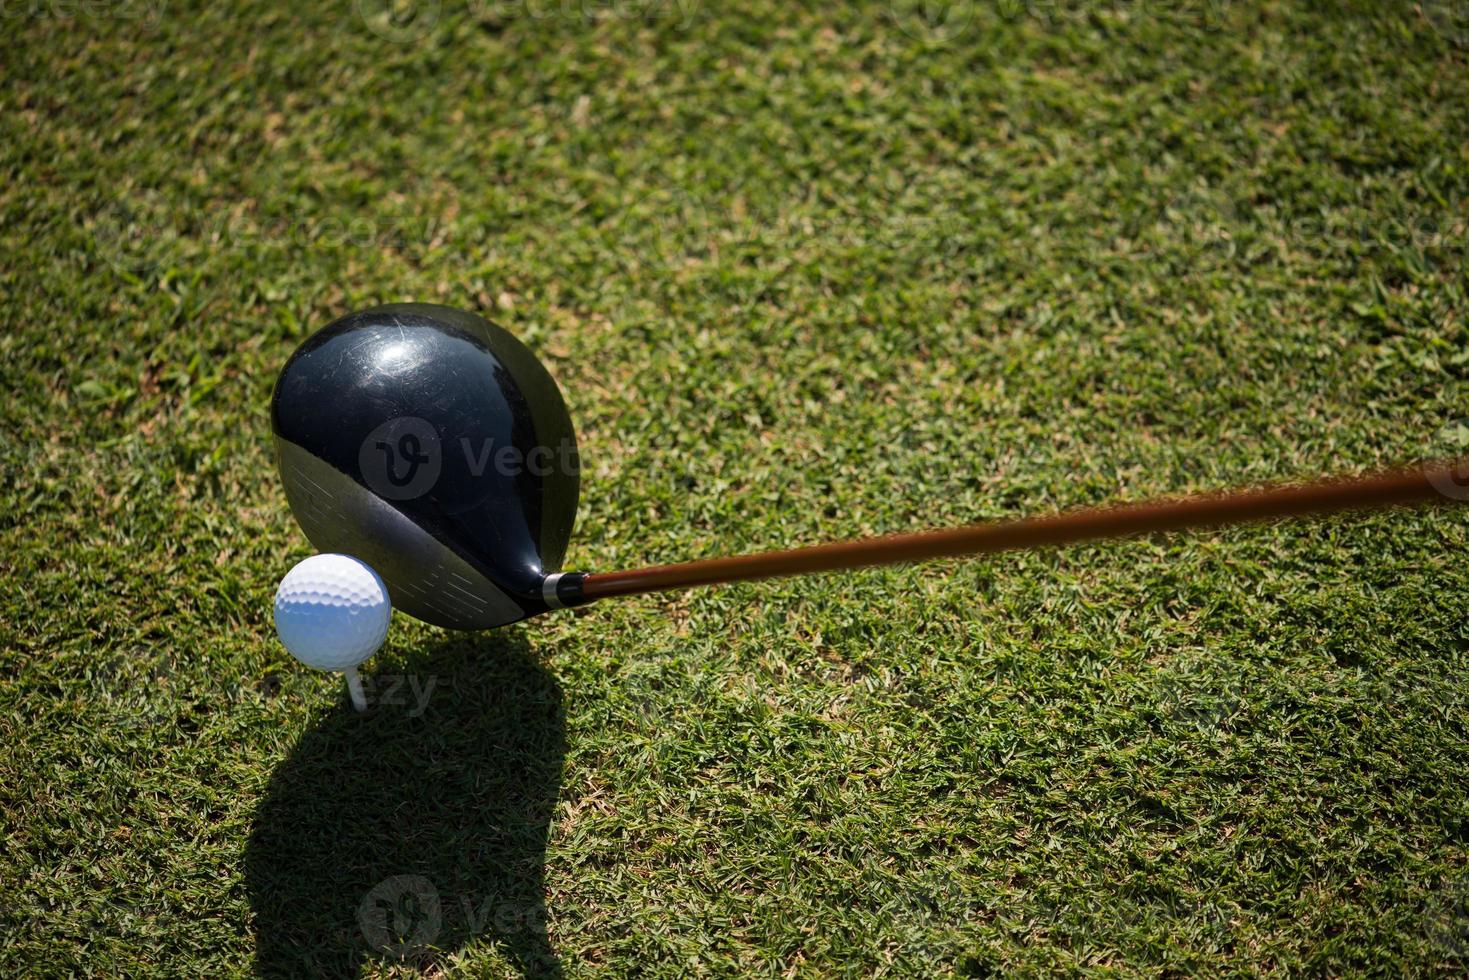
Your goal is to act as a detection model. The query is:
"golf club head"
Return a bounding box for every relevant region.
[271,303,585,630]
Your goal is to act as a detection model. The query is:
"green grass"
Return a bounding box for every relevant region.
[4,0,1469,975]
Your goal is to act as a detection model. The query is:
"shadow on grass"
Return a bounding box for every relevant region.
[245,631,564,978]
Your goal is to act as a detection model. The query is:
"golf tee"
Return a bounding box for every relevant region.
[344,668,367,712]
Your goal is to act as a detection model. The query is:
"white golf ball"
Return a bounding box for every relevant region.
[273,554,392,671]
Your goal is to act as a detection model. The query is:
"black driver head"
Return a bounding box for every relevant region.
[271,303,582,630]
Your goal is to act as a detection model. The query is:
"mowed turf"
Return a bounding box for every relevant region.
[3,0,1469,975]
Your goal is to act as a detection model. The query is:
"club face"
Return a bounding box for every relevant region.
[271,304,579,629]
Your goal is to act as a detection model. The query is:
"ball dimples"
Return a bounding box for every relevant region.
[274,554,391,671]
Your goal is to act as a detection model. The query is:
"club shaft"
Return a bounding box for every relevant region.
[578,460,1464,601]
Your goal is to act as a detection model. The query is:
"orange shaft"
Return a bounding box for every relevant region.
[579,460,1466,600]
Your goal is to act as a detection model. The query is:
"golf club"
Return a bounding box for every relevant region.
[272,303,1466,631]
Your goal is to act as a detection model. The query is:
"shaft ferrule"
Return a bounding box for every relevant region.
[542,572,590,610]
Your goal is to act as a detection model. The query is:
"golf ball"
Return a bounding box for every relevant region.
[273,554,392,671]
